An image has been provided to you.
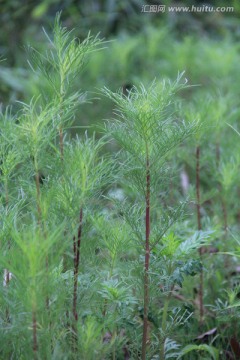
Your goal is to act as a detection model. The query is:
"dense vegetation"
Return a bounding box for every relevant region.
[1,2,240,359]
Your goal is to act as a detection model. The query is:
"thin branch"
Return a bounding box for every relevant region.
[142,147,151,360]
[196,145,204,326]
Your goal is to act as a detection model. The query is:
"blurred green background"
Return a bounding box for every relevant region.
[0,0,240,125]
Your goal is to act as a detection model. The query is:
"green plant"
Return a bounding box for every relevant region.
[102,75,203,359]
[2,10,240,360]
[0,15,112,359]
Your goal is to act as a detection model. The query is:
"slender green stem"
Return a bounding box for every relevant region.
[162,295,170,333]
[72,207,83,350]
[196,146,204,325]
[142,147,151,360]
[59,70,65,162]
[59,128,64,161]
[215,143,229,270]
[33,156,52,352]
[196,146,201,232]
[33,156,42,225]
[4,178,11,322]
[160,290,172,360]
[4,178,9,206]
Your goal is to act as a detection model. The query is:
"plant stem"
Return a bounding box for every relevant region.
[33,157,42,225]
[72,208,83,347]
[196,146,204,325]
[59,128,64,161]
[196,146,201,232]
[222,200,228,233]
[32,308,38,360]
[216,143,230,271]
[35,172,42,220]
[159,281,173,359]
[59,74,65,162]
[4,178,11,322]
[142,150,150,360]
[5,178,9,206]
[159,298,170,360]
[33,157,52,351]
[216,143,228,235]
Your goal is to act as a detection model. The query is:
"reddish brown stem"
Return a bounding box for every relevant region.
[72,208,83,344]
[6,271,10,284]
[142,154,150,360]
[196,146,204,325]
[32,309,38,360]
[102,299,108,317]
[5,266,10,322]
